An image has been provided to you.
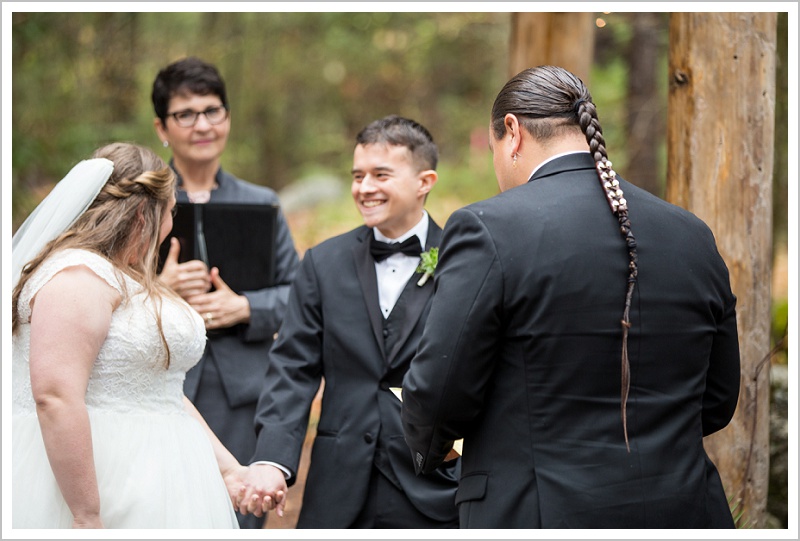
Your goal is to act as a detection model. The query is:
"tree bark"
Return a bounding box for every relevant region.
[666,12,776,527]
[624,12,667,197]
[509,12,595,83]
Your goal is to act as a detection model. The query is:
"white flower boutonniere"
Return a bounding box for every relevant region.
[416,247,439,286]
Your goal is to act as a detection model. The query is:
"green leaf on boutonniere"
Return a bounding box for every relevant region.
[416,247,439,286]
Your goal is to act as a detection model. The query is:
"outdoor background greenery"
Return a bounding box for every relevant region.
[10,12,652,234]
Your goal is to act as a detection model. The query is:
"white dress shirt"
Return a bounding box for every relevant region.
[528,150,591,181]
[373,211,429,318]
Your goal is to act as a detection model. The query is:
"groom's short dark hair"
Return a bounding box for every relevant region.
[355,115,438,172]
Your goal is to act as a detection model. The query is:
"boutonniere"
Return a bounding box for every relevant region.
[416,247,439,286]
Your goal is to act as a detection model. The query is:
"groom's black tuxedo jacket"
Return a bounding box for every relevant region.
[252,215,459,528]
[402,153,740,528]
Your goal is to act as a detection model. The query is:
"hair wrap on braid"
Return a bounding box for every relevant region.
[576,98,639,452]
[492,66,640,452]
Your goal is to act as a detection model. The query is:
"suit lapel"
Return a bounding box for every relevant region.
[385,217,443,366]
[353,228,386,359]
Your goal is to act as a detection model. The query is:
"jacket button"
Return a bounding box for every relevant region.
[382,328,389,337]
[364,433,374,443]
[379,381,390,391]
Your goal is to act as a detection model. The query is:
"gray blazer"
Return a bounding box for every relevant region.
[178,167,299,454]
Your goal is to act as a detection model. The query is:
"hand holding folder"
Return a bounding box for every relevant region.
[158,202,279,293]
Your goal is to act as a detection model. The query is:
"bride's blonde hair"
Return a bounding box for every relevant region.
[12,142,179,366]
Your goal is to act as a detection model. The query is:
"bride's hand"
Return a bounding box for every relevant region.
[236,464,287,518]
[221,463,250,508]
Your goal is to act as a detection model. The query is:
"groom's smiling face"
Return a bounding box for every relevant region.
[350,143,430,239]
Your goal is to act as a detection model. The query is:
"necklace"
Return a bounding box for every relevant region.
[184,182,218,204]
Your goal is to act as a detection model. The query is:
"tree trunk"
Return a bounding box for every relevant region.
[666,12,776,527]
[509,12,595,83]
[623,12,667,197]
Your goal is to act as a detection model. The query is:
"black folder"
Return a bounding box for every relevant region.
[158,202,279,292]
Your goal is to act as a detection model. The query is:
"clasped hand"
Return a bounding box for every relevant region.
[231,464,288,518]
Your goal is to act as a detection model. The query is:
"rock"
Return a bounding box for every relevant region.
[278,174,344,214]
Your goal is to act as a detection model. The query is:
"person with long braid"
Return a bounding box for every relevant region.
[401,66,740,528]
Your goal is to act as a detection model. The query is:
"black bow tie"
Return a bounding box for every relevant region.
[369,236,422,262]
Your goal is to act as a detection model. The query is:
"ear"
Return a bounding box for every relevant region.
[504,113,522,155]
[417,169,438,198]
[154,117,169,146]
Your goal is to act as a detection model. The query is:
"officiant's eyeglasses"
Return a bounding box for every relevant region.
[167,105,229,128]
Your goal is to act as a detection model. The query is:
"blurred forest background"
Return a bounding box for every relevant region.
[10,10,790,528]
[10,12,788,250]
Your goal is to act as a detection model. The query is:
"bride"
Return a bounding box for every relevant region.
[11,142,264,528]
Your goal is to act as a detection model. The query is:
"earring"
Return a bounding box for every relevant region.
[512,153,518,169]
[162,140,169,148]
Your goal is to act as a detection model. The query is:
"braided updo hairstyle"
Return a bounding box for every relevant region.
[12,142,179,366]
[491,66,639,451]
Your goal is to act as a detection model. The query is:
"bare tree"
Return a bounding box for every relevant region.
[509,12,595,83]
[623,12,667,196]
[667,12,776,527]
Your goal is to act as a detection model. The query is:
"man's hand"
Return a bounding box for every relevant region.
[237,464,288,518]
[158,238,212,298]
[188,268,251,330]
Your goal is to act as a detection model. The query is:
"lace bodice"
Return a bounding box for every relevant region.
[12,249,206,415]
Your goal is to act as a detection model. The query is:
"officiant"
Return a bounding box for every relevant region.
[152,56,300,529]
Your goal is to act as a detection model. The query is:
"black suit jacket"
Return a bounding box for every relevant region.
[252,215,459,528]
[402,153,740,528]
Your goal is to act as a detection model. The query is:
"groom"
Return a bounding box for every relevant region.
[238,115,459,528]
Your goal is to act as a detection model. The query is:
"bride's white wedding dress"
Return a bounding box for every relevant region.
[12,249,239,528]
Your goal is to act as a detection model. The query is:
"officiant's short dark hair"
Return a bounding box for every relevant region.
[152,57,229,124]
[356,115,438,172]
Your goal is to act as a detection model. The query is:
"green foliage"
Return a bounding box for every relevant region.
[434,155,499,206]
[728,495,753,529]
[11,11,787,255]
[589,58,630,170]
[12,12,510,229]
[771,296,788,365]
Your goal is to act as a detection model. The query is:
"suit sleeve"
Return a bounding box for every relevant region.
[702,285,741,436]
[250,248,322,482]
[240,208,300,342]
[402,207,503,474]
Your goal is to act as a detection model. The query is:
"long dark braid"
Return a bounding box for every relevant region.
[576,99,639,452]
[492,66,640,451]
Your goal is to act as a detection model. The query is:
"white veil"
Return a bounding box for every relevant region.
[12,158,114,288]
